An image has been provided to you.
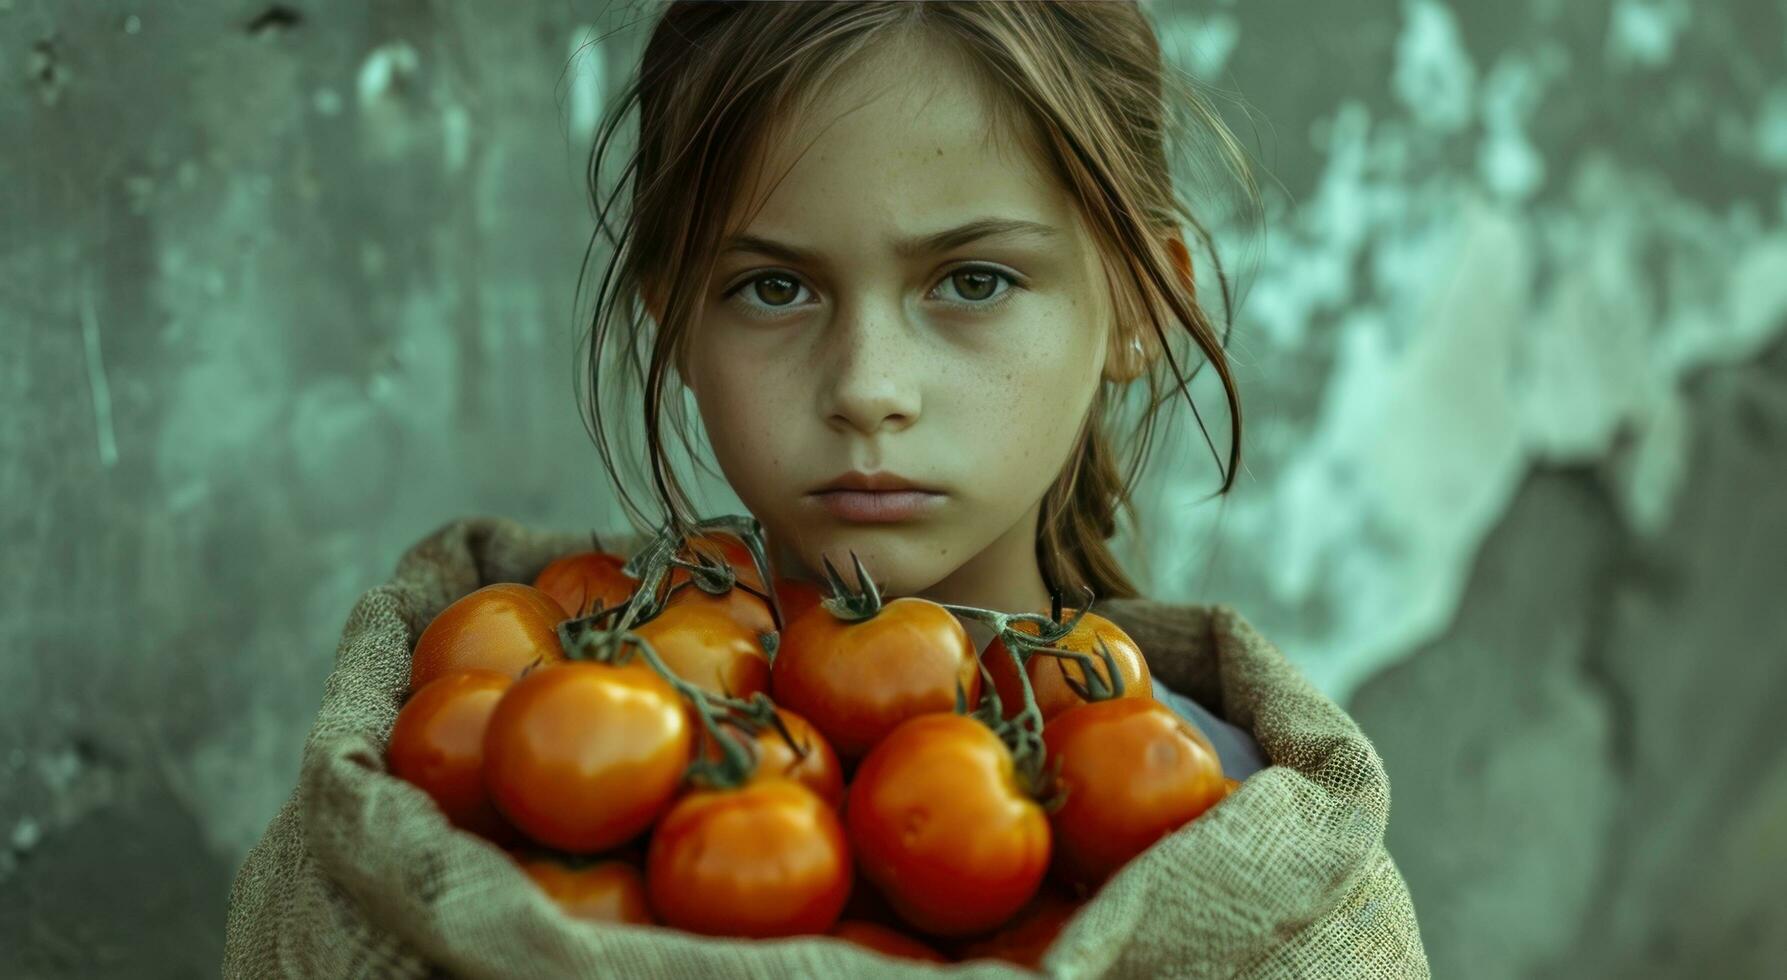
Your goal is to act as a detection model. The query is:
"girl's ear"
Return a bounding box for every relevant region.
[1104,232,1194,383]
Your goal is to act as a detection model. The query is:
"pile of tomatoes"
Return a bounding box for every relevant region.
[386,518,1239,967]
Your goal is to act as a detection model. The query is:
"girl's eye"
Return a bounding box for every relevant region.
[722,265,1021,320]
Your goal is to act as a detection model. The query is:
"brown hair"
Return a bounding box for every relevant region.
[575,0,1259,603]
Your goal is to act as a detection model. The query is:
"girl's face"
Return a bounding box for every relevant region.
[679,36,1118,614]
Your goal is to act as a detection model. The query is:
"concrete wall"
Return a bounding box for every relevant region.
[2,1,1782,976]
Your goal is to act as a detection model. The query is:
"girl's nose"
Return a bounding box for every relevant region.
[819,297,923,437]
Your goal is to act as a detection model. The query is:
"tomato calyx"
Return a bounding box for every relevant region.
[1031,635,1129,702]
[687,694,817,793]
[812,550,888,624]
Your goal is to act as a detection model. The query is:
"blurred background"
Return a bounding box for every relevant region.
[3,0,1784,976]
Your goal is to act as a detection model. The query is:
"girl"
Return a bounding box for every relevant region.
[581,0,1270,780]
[226,3,1429,976]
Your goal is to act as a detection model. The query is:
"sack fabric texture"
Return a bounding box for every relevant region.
[224,515,1430,979]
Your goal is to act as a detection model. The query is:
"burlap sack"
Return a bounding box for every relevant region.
[224,515,1429,978]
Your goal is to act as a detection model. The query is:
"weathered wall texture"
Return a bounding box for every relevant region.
[2,1,1782,977]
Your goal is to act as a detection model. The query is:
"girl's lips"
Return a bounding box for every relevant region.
[810,490,945,523]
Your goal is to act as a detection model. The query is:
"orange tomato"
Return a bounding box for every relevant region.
[955,885,1082,968]
[772,597,979,759]
[520,857,654,925]
[846,713,1050,937]
[830,920,948,963]
[981,608,1151,721]
[409,583,566,691]
[386,669,514,842]
[1043,698,1226,887]
[658,574,776,637]
[646,779,852,938]
[532,549,637,619]
[482,660,692,853]
[697,707,844,808]
[631,601,770,700]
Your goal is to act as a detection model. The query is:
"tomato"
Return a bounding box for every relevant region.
[646,779,852,938]
[955,886,1081,968]
[1222,776,1242,797]
[666,531,766,594]
[386,669,514,841]
[1043,697,1226,887]
[846,713,1050,937]
[658,574,776,638]
[774,576,825,628]
[830,920,948,963]
[532,549,637,619]
[772,597,979,758]
[482,660,692,852]
[697,706,844,808]
[520,856,654,925]
[982,608,1151,722]
[631,602,770,700]
[409,583,566,691]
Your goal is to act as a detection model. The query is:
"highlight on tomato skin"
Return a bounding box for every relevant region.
[519,856,655,926]
[645,778,853,939]
[408,582,567,692]
[481,660,692,854]
[844,713,1051,937]
[385,668,516,843]
[531,549,637,619]
[1042,697,1227,888]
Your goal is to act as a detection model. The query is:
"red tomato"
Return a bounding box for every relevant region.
[955,886,1082,968]
[1043,698,1227,886]
[532,550,637,619]
[774,576,825,627]
[386,669,514,841]
[697,707,844,808]
[982,608,1151,722]
[830,920,948,963]
[631,602,770,700]
[772,597,979,758]
[520,857,654,925]
[482,660,692,853]
[409,583,566,691]
[846,713,1050,936]
[646,779,852,938]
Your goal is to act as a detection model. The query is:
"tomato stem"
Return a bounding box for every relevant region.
[571,515,795,790]
[684,514,787,631]
[935,584,1099,797]
[812,550,886,623]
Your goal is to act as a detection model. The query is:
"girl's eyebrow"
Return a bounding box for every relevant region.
[719,217,1062,264]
